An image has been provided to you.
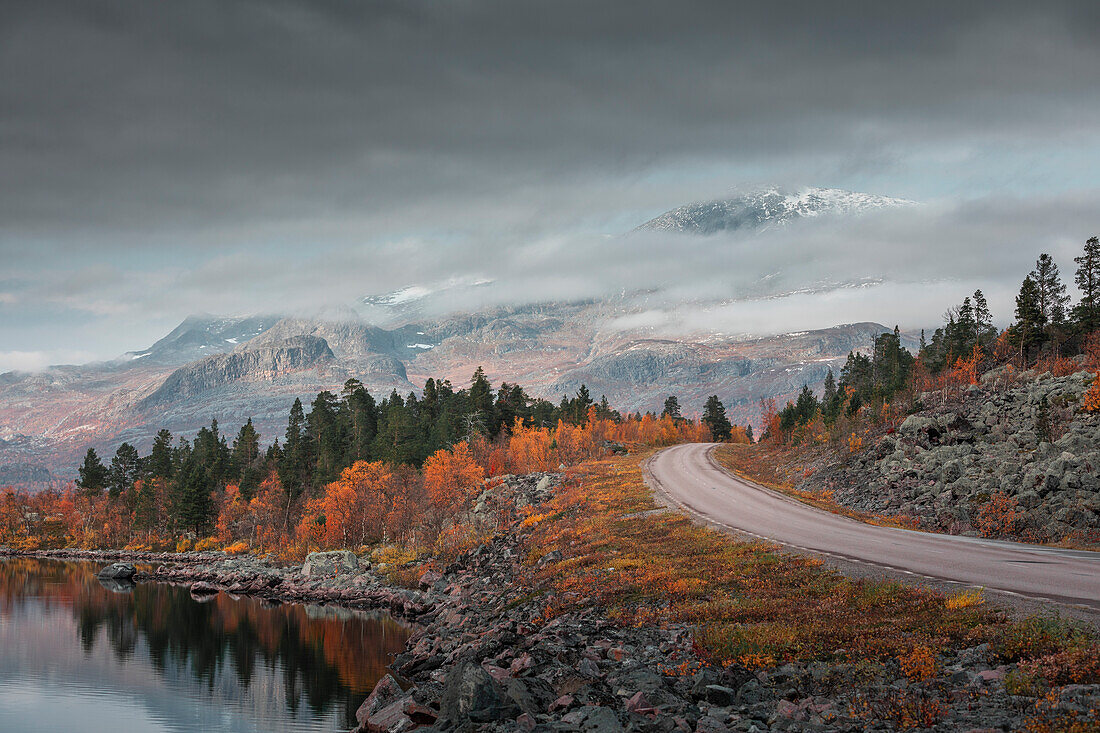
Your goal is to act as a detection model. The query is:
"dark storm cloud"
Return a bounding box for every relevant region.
[2,0,1100,369]
[3,0,1099,239]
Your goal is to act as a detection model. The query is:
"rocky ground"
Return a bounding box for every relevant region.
[811,368,1099,545]
[4,470,1100,732]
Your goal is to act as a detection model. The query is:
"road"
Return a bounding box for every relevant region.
[645,443,1100,610]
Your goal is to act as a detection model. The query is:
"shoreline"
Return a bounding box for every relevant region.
[0,546,437,620]
[5,465,1100,732]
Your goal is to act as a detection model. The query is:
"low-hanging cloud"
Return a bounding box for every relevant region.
[2,1,1099,363]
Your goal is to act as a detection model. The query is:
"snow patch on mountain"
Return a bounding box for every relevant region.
[635,187,916,235]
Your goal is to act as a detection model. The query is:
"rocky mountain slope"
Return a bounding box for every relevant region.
[812,368,1099,545]
[636,187,914,235]
[0,188,919,485]
[0,307,898,485]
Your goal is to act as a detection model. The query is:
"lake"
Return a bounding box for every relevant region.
[0,557,413,732]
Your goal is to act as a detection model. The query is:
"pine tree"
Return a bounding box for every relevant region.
[174,455,214,536]
[147,429,174,480]
[279,398,308,502]
[469,367,495,436]
[1013,274,1045,360]
[573,385,593,425]
[307,390,344,487]
[1073,236,1100,333]
[231,418,261,499]
[822,369,838,421]
[661,396,682,420]
[77,448,108,497]
[1032,253,1070,328]
[107,442,141,499]
[702,396,733,441]
[973,289,994,349]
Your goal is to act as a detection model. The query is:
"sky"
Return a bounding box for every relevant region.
[2,0,1100,372]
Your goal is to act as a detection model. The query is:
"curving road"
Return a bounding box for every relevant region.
[645,443,1100,610]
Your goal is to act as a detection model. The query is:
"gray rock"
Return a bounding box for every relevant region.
[98,562,136,580]
[438,661,515,723]
[301,550,359,577]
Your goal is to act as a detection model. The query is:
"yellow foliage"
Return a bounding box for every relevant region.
[194,536,219,552]
[223,540,249,555]
[945,588,984,610]
[175,537,192,553]
[372,544,417,566]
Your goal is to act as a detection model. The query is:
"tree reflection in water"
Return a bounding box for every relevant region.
[0,558,413,729]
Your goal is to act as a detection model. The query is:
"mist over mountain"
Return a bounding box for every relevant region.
[0,190,930,485]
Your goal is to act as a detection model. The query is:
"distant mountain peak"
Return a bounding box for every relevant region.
[635,187,916,235]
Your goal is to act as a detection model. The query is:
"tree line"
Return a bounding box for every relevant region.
[763,237,1100,443]
[1,371,741,552]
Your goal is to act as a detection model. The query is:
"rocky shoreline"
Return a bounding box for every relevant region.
[4,472,1100,731]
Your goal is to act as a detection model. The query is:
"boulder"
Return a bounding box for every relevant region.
[356,675,404,728]
[438,661,515,723]
[302,550,359,577]
[98,562,136,580]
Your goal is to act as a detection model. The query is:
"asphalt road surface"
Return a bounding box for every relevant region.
[645,443,1100,611]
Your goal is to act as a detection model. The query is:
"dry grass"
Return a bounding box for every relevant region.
[521,451,1027,669]
[944,588,985,610]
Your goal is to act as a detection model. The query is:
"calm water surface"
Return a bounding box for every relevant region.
[0,558,413,732]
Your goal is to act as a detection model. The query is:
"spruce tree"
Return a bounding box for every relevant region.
[107,443,141,499]
[279,398,308,501]
[822,369,838,421]
[1073,236,1100,333]
[1013,274,1045,360]
[469,367,495,435]
[1032,253,1070,328]
[231,418,261,499]
[661,396,682,420]
[174,456,214,536]
[147,429,174,480]
[702,396,733,441]
[77,448,108,497]
[973,289,994,348]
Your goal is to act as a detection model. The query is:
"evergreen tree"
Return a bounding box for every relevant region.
[972,289,994,348]
[1073,236,1100,332]
[745,424,753,443]
[793,385,819,424]
[231,418,261,499]
[1013,274,1045,359]
[107,442,141,499]
[147,429,174,480]
[173,455,214,536]
[76,448,108,497]
[572,385,594,425]
[307,390,344,487]
[1032,253,1070,328]
[279,398,308,502]
[469,367,495,436]
[661,395,682,420]
[344,379,379,462]
[702,396,733,441]
[822,370,839,422]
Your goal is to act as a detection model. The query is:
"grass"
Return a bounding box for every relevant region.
[520,450,1037,669]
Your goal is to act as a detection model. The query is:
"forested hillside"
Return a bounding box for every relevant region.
[1,368,747,556]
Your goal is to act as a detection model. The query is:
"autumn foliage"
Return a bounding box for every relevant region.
[0,408,714,557]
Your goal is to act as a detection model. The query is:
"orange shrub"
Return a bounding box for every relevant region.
[1083,373,1100,413]
[977,492,1022,538]
[899,646,937,681]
